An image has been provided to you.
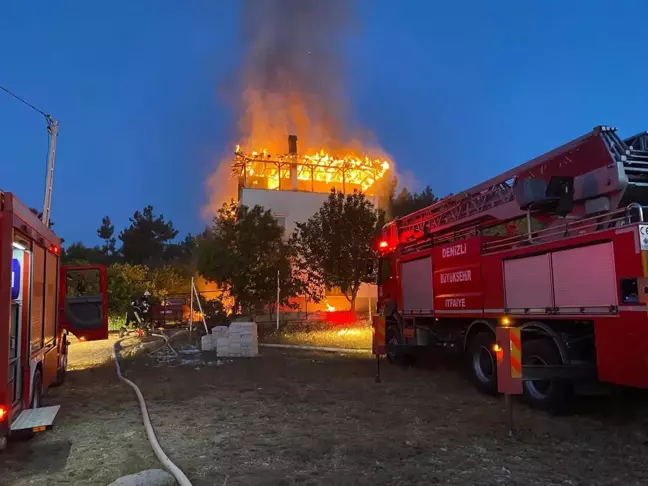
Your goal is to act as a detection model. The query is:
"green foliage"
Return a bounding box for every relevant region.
[291,189,380,310]
[107,263,149,315]
[150,265,190,298]
[97,216,117,259]
[391,185,438,218]
[197,200,300,316]
[119,205,179,265]
[62,241,108,265]
[106,263,189,315]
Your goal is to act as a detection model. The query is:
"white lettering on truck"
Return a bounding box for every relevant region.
[439,270,472,284]
[441,243,467,259]
[444,298,466,308]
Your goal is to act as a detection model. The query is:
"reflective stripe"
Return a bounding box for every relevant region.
[510,327,522,378]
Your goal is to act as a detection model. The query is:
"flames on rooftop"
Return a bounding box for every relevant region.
[233,135,391,195]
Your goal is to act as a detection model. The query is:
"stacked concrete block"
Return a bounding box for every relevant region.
[216,322,258,358]
[200,323,258,357]
[201,334,213,351]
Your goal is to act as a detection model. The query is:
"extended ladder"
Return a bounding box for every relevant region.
[396,126,637,239]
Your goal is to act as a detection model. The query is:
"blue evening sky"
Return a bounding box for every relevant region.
[1,1,646,245]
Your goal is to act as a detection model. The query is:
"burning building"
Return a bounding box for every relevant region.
[233,135,391,313]
[233,135,391,234]
[204,0,391,314]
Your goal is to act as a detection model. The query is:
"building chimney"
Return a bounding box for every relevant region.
[288,134,298,155]
[289,135,298,190]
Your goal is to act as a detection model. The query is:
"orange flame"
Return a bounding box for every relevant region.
[234,146,391,195]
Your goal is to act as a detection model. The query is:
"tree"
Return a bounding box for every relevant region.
[197,200,299,316]
[150,265,190,299]
[97,216,117,259]
[119,205,179,265]
[61,242,106,265]
[107,263,149,315]
[163,233,196,264]
[291,189,380,310]
[391,185,439,218]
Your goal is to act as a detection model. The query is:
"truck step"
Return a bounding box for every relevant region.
[10,406,60,433]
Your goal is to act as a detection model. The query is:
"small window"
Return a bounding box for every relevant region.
[67,269,101,297]
[620,278,639,304]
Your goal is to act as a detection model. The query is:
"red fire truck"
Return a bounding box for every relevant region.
[374,125,648,413]
[0,191,108,449]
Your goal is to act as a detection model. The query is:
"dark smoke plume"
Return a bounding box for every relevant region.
[238,0,357,152]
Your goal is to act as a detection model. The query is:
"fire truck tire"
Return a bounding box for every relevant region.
[466,332,498,395]
[31,370,43,409]
[522,338,574,415]
[54,348,68,387]
[385,325,402,365]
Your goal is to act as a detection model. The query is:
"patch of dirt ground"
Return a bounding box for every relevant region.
[2,335,648,485]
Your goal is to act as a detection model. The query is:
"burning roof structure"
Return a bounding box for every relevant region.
[233,135,391,195]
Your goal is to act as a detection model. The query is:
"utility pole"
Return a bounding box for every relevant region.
[42,116,59,227]
[0,84,58,228]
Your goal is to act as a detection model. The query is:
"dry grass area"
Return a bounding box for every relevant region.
[262,321,372,350]
[2,335,648,485]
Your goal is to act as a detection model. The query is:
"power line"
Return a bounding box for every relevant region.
[0,83,48,117]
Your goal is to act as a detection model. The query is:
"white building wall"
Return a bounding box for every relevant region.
[240,188,331,236]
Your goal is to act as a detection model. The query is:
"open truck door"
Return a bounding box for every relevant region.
[59,265,108,341]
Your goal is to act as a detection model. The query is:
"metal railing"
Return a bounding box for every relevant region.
[483,204,645,254]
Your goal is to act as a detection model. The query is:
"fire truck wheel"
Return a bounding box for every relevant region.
[466,332,498,395]
[54,346,68,387]
[522,338,574,415]
[31,370,43,409]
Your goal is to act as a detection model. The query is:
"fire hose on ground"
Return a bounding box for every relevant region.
[112,332,192,486]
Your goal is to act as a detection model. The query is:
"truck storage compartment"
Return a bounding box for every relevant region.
[401,257,433,313]
[504,254,553,311]
[551,242,617,309]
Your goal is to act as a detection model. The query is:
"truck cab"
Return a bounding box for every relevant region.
[0,192,108,450]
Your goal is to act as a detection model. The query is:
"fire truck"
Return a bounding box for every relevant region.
[0,192,108,449]
[374,125,648,413]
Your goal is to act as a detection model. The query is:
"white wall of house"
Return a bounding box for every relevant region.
[240,188,331,236]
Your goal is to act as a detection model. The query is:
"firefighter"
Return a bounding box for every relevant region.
[120,291,152,337]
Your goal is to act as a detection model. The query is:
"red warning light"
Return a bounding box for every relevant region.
[379,240,388,249]
[0,405,7,422]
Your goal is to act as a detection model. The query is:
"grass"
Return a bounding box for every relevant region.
[263,320,372,350]
[108,315,126,332]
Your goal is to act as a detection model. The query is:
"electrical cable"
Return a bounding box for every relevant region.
[0,84,48,117]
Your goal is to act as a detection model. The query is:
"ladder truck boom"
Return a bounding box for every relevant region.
[387,126,648,246]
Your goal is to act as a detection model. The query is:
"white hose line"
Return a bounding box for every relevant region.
[112,337,192,486]
[260,343,371,354]
[150,333,179,357]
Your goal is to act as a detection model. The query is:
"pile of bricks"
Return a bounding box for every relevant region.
[200,322,258,357]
